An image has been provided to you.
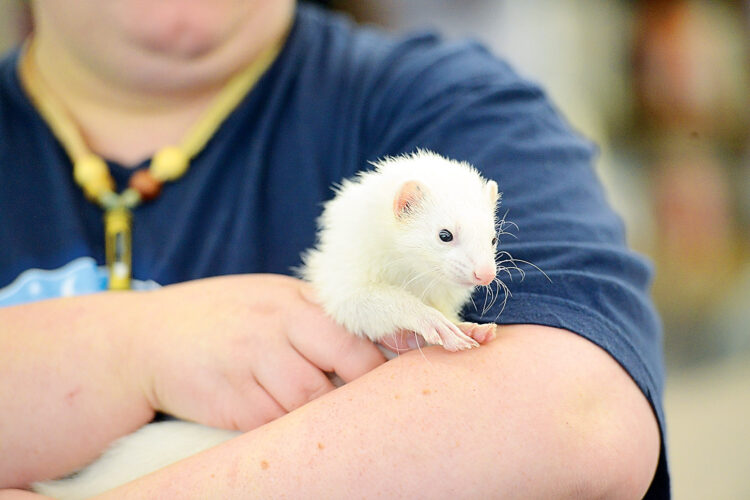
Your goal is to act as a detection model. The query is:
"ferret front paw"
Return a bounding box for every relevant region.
[418,311,480,352]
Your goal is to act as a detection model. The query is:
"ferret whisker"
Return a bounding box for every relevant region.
[481,286,492,315]
[489,275,506,313]
[496,210,518,230]
[482,276,500,315]
[400,266,438,290]
[495,252,523,281]
[496,265,516,282]
[494,255,523,281]
[499,264,523,283]
[509,258,550,282]
[419,271,442,302]
[496,277,509,306]
[494,229,518,241]
[386,256,438,288]
[390,331,400,358]
[497,224,519,236]
[493,249,551,283]
[379,254,421,274]
[490,279,511,320]
[494,250,516,262]
[385,253,439,283]
[494,210,519,241]
[414,332,429,363]
[481,283,491,315]
[484,279,502,314]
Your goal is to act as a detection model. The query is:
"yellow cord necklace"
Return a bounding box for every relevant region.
[18,40,280,290]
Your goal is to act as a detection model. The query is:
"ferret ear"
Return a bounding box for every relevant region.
[393,180,426,219]
[485,180,500,204]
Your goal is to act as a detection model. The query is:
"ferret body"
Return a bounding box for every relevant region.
[33,151,501,498]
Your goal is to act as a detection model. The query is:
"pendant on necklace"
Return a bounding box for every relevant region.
[104,207,133,290]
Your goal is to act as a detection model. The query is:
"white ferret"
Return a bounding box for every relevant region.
[33,150,501,499]
[300,150,501,350]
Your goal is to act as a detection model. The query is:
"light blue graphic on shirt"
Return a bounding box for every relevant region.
[0,257,160,307]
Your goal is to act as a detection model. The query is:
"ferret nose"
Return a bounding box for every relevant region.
[473,265,496,286]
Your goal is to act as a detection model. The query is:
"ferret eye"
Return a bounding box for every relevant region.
[438,229,453,242]
[491,236,498,245]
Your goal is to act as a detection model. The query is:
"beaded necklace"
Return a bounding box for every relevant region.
[18,39,280,290]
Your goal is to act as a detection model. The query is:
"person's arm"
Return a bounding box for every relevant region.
[91,324,660,499]
[0,274,385,488]
[0,291,153,488]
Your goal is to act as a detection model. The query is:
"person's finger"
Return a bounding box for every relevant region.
[291,285,386,382]
[378,330,427,353]
[0,489,51,499]
[160,360,287,432]
[210,377,288,431]
[251,338,337,413]
[289,321,386,383]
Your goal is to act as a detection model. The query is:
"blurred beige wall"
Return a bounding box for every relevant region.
[0,0,28,53]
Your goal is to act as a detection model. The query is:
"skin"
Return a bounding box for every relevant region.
[1,0,661,497]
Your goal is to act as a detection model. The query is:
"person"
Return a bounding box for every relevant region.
[0,0,668,498]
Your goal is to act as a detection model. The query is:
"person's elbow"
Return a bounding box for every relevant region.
[578,393,660,498]
[475,325,661,499]
[552,349,661,499]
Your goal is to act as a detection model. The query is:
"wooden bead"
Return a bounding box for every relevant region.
[150,146,189,182]
[128,169,163,201]
[73,155,114,200]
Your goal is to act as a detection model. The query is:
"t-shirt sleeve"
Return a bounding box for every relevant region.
[355,32,669,498]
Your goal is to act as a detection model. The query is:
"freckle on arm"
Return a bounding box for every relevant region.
[65,387,82,405]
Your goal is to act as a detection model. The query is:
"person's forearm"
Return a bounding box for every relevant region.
[0,294,154,488]
[98,325,660,499]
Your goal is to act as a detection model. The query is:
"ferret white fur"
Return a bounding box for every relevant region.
[33,422,239,499]
[300,150,500,351]
[33,150,501,498]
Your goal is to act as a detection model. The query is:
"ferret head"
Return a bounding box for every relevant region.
[389,158,500,290]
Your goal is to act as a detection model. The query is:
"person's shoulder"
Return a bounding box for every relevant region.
[293,3,524,92]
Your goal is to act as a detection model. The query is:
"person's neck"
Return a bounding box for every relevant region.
[30,6,293,166]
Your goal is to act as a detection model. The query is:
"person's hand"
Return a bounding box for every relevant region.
[126,274,386,432]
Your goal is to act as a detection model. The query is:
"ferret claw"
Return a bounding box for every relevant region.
[431,319,479,351]
[448,321,481,350]
[414,310,484,352]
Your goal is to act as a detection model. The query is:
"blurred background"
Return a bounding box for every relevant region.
[2,0,748,497]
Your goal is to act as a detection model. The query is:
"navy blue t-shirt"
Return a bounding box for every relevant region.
[0,3,668,496]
